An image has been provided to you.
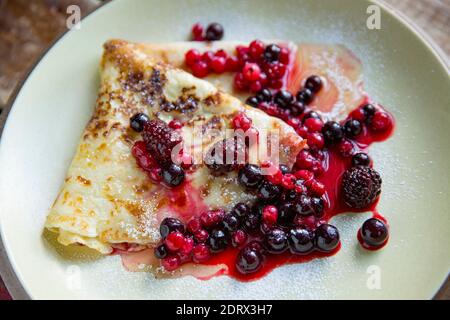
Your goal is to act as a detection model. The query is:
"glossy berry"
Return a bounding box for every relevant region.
[304,75,323,93]
[246,96,260,107]
[205,138,245,175]
[180,237,194,255]
[211,56,227,73]
[243,211,261,231]
[192,243,211,262]
[279,164,290,174]
[200,209,225,229]
[194,229,209,243]
[143,119,182,165]
[370,111,391,131]
[162,163,185,187]
[238,164,263,189]
[290,101,305,116]
[277,202,295,226]
[230,202,251,218]
[322,121,344,144]
[304,117,324,132]
[154,244,168,259]
[256,88,272,102]
[205,22,224,41]
[242,62,261,81]
[264,228,288,254]
[360,218,389,247]
[307,132,325,150]
[258,181,281,201]
[362,103,376,118]
[208,229,229,252]
[187,218,201,234]
[310,197,325,217]
[262,205,278,225]
[294,195,314,216]
[222,213,240,232]
[191,61,209,78]
[264,44,281,62]
[165,231,185,252]
[315,224,340,252]
[303,111,321,120]
[274,90,294,108]
[249,40,265,59]
[191,23,204,41]
[352,152,371,166]
[130,113,150,132]
[344,119,362,137]
[296,88,314,105]
[281,173,296,190]
[160,218,185,238]
[288,227,315,254]
[161,255,181,271]
[231,229,248,247]
[236,246,264,274]
[342,166,382,209]
[338,139,354,157]
[185,49,201,66]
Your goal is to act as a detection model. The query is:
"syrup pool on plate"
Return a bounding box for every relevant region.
[120,32,395,281]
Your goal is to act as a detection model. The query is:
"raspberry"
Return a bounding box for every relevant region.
[342,166,382,209]
[142,119,182,165]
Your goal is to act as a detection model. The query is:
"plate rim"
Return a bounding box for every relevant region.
[0,0,448,300]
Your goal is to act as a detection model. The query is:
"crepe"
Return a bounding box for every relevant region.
[44,39,305,254]
[130,41,365,120]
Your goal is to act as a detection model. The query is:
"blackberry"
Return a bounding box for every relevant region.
[142,119,182,165]
[342,166,382,208]
[205,138,246,175]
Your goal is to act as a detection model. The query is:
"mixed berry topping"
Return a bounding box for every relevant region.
[142,119,182,165]
[342,166,382,209]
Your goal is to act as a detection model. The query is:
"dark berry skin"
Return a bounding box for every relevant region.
[236,246,264,274]
[208,229,229,252]
[303,111,321,121]
[154,244,168,259]
[143,119,182,165]
[304,75,323,93]
[238,164,263,189]
[277,202,295,226]
[162,163,185,187]
[246,96,260,107]
[310,197,325,218]
[322,121,344,144]
[256,88,272,102]
[205,23,224,41]
[289,101,305,116]
[362,103,376,118]
[222,213,240,232]
[264,44,281,62]
[160,217,185,238]
[315,224,340,252]
[342,166,382,208]
[360,218,388,247]
[296,88,314,105]
[288,227,315,254]
[344,119,362,137]
[130,113,149,132]
[294,195,313,216]
[280,189,298,203]
[231,202,251,218]
[258,181,281,201]
[279,164,290,174]
[352,152,371,166]
[274,90,294,109]
[243,212,261,231]
[264,228,288,254]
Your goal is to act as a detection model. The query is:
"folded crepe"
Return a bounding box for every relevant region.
[44,39,306,254]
